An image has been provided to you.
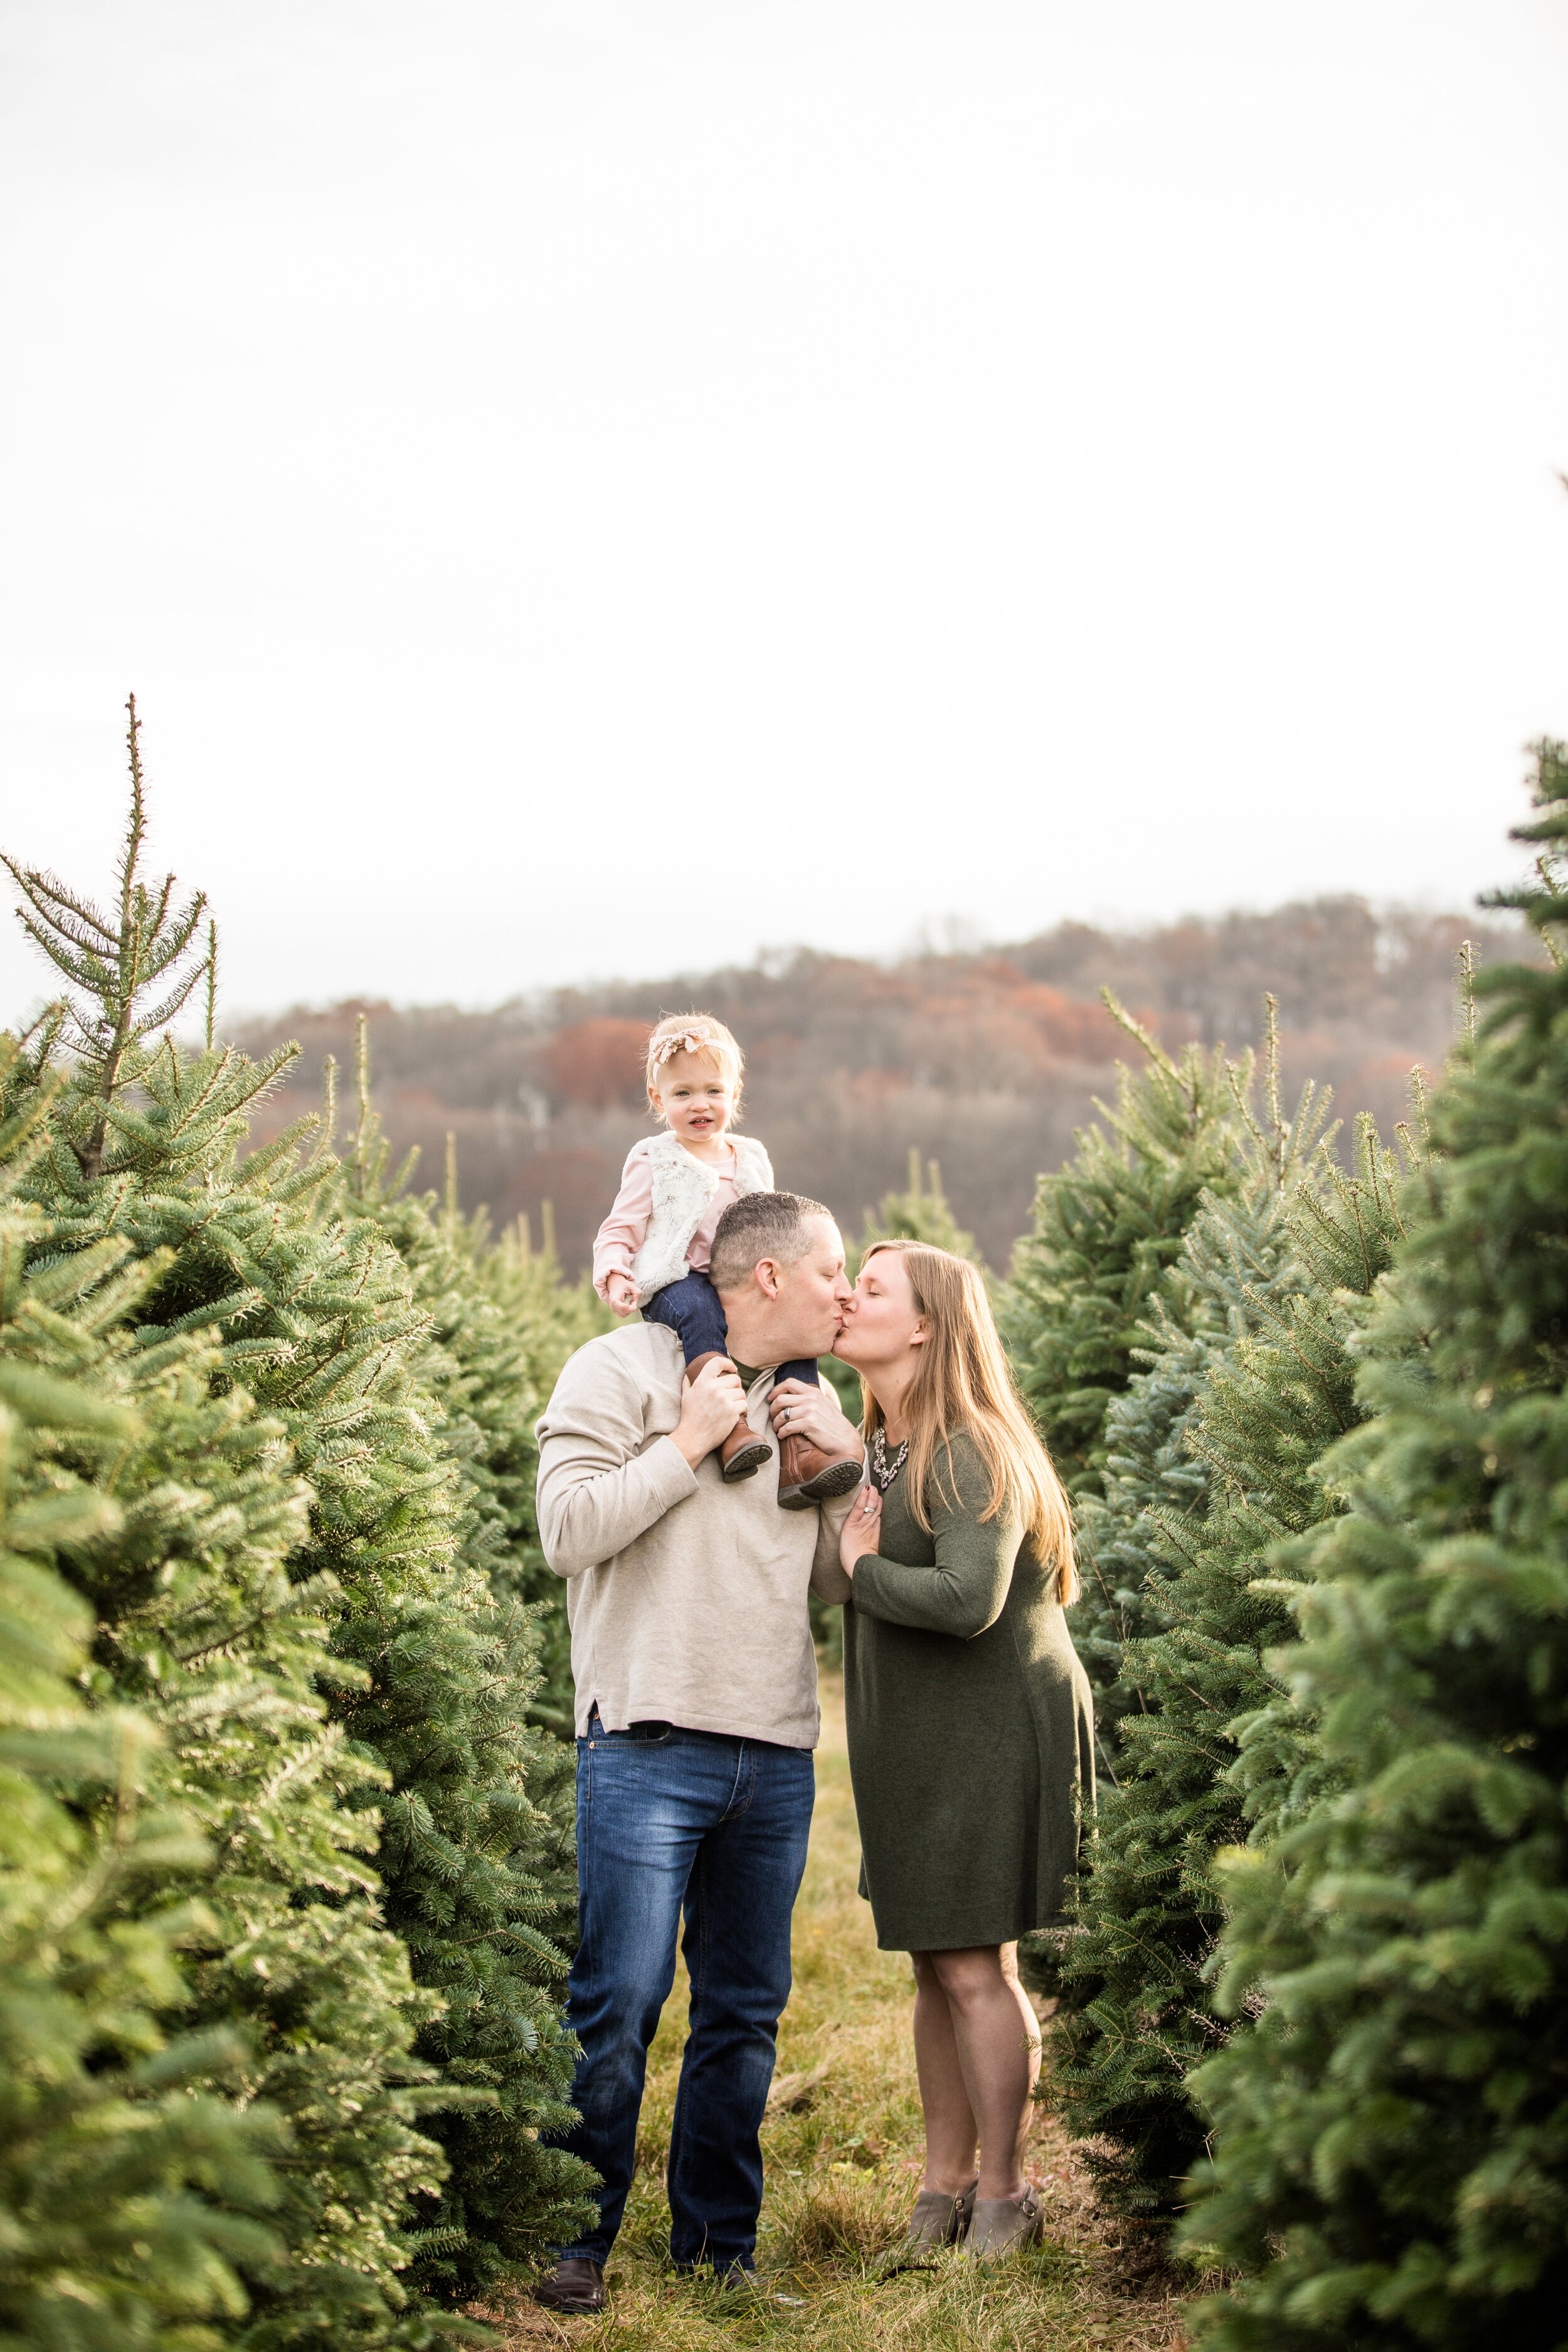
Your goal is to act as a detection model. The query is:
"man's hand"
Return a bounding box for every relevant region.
[839,1481,882,1576]
[767,1377,861,1458]
[671,1355,747,1468]
[605,1272,640,1316]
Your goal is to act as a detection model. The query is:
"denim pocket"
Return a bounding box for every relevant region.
[586,1709,674,1747]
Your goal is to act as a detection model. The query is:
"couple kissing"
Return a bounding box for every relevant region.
[531,1014,1093,2312]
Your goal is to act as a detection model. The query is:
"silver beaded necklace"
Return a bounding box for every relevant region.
[869,1426,908,1493]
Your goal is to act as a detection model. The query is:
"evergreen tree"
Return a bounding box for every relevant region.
[0,1044,283,2352]
[1054,1069,1407,2221]
[1071,1292,1216,1729]
[457,1165,610,1729]
[1180,748,1568,2351]
[999,1004,1241,1498]
[4,704,591,2331]
[857,1148,980,1265]
[321,1051,593,2299]
[998,1007,1243,1716]
[4,734,469,2345]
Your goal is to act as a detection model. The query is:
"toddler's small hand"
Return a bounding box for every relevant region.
[606,1274,640,1316]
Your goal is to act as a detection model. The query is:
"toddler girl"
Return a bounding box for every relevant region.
[593,1012,862,1508]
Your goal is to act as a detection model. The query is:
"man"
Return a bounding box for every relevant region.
[531,1190,863,2312]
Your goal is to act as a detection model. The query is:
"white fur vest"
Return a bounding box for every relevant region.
[632,1131,775,1300]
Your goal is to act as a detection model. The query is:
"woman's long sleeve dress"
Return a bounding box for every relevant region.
[840,1429,1094,1952]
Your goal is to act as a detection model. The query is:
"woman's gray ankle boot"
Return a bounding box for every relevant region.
[904,2177,978,2252]
[967,2183,1044,2260]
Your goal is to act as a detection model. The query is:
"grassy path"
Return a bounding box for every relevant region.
[490,1677,1185,2351]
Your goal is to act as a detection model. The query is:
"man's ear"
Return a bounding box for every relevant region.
[754,1255,783,1303]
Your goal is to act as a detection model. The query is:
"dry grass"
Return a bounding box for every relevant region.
[479,1677,1187,2352]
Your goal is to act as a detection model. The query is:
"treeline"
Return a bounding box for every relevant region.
[999,745,1568,2348]
[232,897,1523,1276]
[0,707,605,2348]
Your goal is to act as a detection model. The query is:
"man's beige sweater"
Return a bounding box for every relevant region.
[536,1323,852,1745]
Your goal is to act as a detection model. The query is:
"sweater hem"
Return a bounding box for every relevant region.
[578,1699,821,1750]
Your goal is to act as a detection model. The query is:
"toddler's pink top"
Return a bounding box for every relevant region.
[593,1138,739,1301]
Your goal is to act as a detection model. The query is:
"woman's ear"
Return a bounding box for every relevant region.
[909,1319,930,1348]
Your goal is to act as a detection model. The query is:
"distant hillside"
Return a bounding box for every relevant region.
[232,896,1523,1273]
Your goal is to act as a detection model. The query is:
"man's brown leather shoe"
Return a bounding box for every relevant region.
[685,1352,772,1482]
[532,2256,607,2312]
[776,1427,864,1512]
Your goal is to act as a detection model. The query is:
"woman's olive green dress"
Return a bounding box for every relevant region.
[842,1429,1094,1953]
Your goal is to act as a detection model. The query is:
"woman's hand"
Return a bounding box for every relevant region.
[839,1481,882,1577]
[605,1273,640,1316]
[768,1377,860,1456]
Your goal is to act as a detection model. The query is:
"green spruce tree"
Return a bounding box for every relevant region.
[999,1006,1243,1717]
[452,1158,610,1729]
[857,1148,980,1265]
[4,719,471,2346]
[1072,1291,1219,1734]
[322,1046,592,2301]
[0,1042,283,2352]
[4,702,591,2332]
[1054,1058,1409,2222]
[1180,747,1568,2351]
[999,1004,1241,1497]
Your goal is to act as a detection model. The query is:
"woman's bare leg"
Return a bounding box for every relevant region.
[911,1951,980,2193]
[923,1943,1041,2201]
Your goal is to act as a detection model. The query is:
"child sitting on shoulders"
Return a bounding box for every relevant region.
[593,1012,862,1509]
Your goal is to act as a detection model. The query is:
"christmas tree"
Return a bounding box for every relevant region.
[1066,1022,1295,1722]
[1054,1049,1407,2222]
[322,1042,593,2299]
[857,1148,980,1264]
[999,1003,1241,1497]
[1180,746,1568,2350]
[3,704,591,2335]
[3,761,453,2343]
[999,1007,1243,1720]
[450,1162,610,1730]
[0,1040,283,2351]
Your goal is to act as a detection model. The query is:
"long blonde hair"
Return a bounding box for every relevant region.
[860,1241,1078,1604]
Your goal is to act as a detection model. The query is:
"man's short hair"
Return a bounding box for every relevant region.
[709,1190,833,1294]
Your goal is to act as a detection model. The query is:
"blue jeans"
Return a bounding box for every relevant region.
[643,1269,818,1388]
[548,1714,815,2272]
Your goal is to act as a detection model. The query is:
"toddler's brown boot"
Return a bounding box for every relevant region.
[685,1352,773,1481]
[776,1416,864,1512]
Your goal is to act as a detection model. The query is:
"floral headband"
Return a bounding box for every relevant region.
[649,1030,712,1070]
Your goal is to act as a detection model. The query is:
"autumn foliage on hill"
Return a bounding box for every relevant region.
[234,901,1520,1272]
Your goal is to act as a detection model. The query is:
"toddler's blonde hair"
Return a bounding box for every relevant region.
[645,1013,744,1116]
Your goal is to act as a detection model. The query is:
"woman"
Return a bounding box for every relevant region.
[809,1241,1093,2260]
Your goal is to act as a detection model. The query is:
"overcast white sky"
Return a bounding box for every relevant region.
[3,1,1567,1019]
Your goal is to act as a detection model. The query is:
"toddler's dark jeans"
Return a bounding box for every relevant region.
[644,1269,817,1388]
